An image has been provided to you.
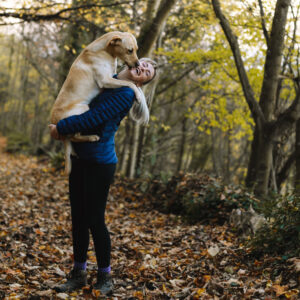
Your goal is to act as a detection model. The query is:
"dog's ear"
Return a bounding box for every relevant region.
[107,36,122,47]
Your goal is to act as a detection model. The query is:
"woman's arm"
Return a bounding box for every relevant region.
[56,87,134,135]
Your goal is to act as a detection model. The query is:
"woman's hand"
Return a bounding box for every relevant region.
[49,124,64,140]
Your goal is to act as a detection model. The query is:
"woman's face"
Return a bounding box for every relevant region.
[118,60,155,86]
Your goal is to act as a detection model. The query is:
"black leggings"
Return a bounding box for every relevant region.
[69,156,116,268]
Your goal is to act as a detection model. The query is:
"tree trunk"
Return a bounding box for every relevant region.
[1,36,16,132]
[253,129,274,195]
[17,53,30,132]
[136,125,147,176]
[295,119,300,192]
[225,130,231,184]
[245,126,260,187]
[259,0,291,120]
[211,128,220,177]
[135,73,160,175]
[176,117,187,173]
[119,119,131,175]
[276,150,295,189]
[137,0,177,57]
[212,0,292,196]
[185,127,200,172]
[245,0,291,195]
[129,123,140,178]
[145,0,160,20]
[31,79,42,153]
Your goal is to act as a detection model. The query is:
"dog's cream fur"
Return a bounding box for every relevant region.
[51,31,145,175]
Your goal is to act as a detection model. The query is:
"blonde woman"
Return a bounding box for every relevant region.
[49,58,157,295]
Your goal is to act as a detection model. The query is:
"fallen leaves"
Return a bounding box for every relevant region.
[272,284,288,297]
[288,257,300,273]
[0,152,299,299]
[207,245,220,257]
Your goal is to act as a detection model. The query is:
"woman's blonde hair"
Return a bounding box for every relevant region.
[129,57,157,125]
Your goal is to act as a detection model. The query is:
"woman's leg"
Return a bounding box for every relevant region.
[90,214,111,268]
[54,157,89,292]
[85,163,116,269]
[69,157,90,264]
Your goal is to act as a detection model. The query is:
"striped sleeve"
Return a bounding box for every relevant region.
[57,87,134,135]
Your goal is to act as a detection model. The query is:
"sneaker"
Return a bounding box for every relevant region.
[93,272,113,295]
[54,268,87,293]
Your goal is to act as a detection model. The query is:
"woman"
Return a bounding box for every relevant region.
[49,58,157,295]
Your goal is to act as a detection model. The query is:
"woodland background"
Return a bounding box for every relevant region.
[0,0,299,196]
[0,0,300,298]
[0,0,299,246]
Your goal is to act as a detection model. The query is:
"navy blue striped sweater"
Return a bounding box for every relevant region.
[56,86,135,164]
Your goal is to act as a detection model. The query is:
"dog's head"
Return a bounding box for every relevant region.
[106,32,139,68]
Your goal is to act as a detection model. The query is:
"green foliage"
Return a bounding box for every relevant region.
[5,132,31,154]
[47,151,65,171]
[250,194,300,257]
[156,13,256,143]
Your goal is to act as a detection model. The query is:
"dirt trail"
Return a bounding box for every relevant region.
[0,152,298,299]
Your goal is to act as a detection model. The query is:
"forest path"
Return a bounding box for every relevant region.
[0,152,296,299]
[0,136,7,153]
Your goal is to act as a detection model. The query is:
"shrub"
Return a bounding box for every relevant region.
[47,151,65,170]
[5,132,31,154]
[250,194,300,257]
[143,173,258,224]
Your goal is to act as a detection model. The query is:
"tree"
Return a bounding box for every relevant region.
[119,0,178,178]
[212,0,300,196]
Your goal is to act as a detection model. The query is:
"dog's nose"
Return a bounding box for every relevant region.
[135,61,140,67]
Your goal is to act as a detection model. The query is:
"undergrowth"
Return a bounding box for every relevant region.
[5,132,31,154]
[249,193,300,257]
[135,173,300,257]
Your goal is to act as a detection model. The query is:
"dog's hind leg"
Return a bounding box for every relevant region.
[64,140,72,175]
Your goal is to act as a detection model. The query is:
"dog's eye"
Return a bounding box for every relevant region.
[128,49,133,54]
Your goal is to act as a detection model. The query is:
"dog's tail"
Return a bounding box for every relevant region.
[64,140,72,176]
[129,87,149,125]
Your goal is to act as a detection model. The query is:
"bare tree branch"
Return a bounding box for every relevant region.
[258,0,269,45]
[275,0,299,113]
[0,2,133,22]
[157,63,197,95]
[276,150,296,188]
[137,0,177,57]
[273,86,300,134]
[211,0,265,126]
[145,0,160,21]
[259,0,291,120]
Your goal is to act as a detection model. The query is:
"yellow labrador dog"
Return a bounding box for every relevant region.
[51,31,143,175]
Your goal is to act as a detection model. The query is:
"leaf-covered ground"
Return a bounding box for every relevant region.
[0,150,299,299]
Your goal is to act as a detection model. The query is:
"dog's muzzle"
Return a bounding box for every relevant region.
[128,61,140,69]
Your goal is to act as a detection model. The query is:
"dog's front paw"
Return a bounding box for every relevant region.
[89,135,100,142]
